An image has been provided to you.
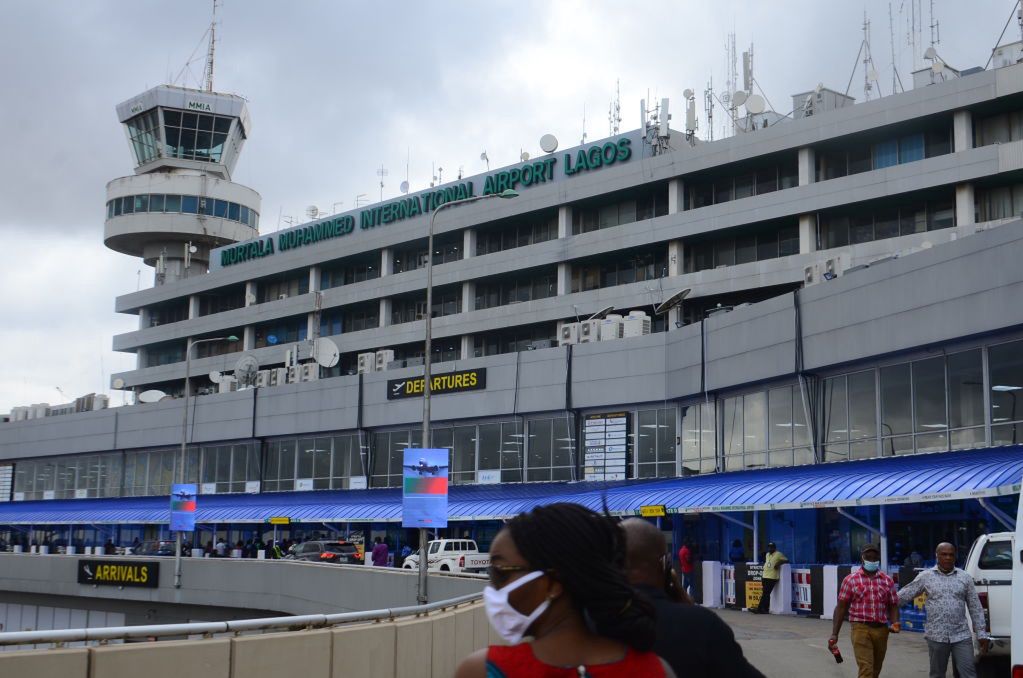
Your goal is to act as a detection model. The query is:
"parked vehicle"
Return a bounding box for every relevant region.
[283,540,362,565]
[131,540,177,556]
[401,539,489,573]
[1012,483,1023,677]
[964,531,1014,664]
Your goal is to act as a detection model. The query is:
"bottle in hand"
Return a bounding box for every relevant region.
[827,639,843,664]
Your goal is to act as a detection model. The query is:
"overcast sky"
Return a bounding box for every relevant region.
[0,1,1013,412]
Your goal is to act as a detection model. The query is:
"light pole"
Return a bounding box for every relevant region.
[175,334,238,589]
[418,188,517,604]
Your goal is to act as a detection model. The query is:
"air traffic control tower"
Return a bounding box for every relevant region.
[104,85,261,285]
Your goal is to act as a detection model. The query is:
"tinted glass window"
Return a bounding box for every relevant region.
[978,540,1012,570]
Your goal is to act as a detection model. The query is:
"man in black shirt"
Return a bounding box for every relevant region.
[622,518,764,678]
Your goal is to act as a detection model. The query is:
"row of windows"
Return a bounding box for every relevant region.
[475,272,558,310]
[571,250,667,293]
[476,214,558,255]
[126,110,161,166]
[572,187,668,234]
[106,193,259,229]
[687,160,799,209]
[684,222,799,274]
[816,128,951,181]
[819,196,955,249]
[13,337,1023,499]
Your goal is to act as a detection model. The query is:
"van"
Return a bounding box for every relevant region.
[965,532,1013,663]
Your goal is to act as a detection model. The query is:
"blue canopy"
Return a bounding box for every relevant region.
[0,446,1019,525]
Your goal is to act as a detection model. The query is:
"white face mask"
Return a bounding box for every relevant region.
[483,570,550,644]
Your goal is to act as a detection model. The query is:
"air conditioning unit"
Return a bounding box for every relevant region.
[268,367,288,387]
[376,349,396,371]
[803,264,818,286]
[287,365,303,384]
[357,352,377,374]
[621,310,651,338]
[599,315,623,341]
[300,363,319,382]
[218,376,238,393]
[579,319,601,343]
[823,256,844,280]
[255,370,272,388]
[559,322,580,346]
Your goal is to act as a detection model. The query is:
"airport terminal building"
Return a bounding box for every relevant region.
[2,50,1023,566]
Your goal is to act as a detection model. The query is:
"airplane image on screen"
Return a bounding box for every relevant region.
[403,458,448,476]
[173,490,195,501]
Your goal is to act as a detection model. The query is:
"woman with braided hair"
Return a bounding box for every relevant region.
[455,503,674,678]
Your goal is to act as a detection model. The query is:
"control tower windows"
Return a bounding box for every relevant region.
[105,193,258,229]
[125,110,160,166]
[162,109,232,163]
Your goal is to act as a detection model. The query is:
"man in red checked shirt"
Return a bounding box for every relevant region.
[829,543,900,678]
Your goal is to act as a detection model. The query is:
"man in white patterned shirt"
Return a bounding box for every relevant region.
[897,542,990,678]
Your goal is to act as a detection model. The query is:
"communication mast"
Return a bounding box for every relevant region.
[203,0,219,92]
[608,79,622,136]
[703,77,714,142]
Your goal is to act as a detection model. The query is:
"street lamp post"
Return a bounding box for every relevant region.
[174,334,238,589]
[418,189,517,604]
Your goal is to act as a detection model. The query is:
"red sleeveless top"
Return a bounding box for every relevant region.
[485,643,666,678]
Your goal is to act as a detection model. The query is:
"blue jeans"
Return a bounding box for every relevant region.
[927,638,975,678]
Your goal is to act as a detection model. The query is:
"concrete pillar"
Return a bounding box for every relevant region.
[138,307,150,330]
[956,183,975,226]
[379,298,392,327]
[243,326,255,351]
[668,178,685,213]
[953,109,973,152]
[308,265,321,293]
[307,313,318,340]
[798,147,815,186]
[460,335,474,360]
[188,295,200,319]
[558,205,572,238]
[799,214,817,254]
[667,240,684,276]
[462,281,475,312]
[136,347,147,370]
[463,228,476,258]
[557,262,571,296]
[244,281,257,306]
[380,248,393,276]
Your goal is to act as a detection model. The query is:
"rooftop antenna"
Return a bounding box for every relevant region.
[845,12,883,100]
[608,79,622,136]
[889,2,906,94]
[581,104,587,145]
[354,194,368,208]
[703,76,714,141]
[376,164,388,202]
[723,30,738,138]
[928,0,940,51]
[683,89,697,145]
[202,0,220,92]
[480,151,490,170]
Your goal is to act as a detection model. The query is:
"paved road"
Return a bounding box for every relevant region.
[716,608,1008,677]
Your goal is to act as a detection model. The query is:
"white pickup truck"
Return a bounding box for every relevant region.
[964,531,1013,664]
[402,538,489,573]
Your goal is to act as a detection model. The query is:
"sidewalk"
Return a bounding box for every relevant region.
[717,608,934,677]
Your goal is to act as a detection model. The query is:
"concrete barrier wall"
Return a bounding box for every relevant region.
[0,553,485,616]
[0,600,487,678]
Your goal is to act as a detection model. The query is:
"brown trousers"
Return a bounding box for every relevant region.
[850,622,890,678]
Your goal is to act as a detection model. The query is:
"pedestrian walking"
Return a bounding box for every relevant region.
[454,503,675,677]
[677,538,694,596]
[829,543,900,678]
[897,542,990,678]
[371,536,389,566]
[622,519,764,677]
[215,537,227,557]
[754,542,788,614]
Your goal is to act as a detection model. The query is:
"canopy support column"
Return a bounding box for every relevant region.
[978,498,1016,530]
[709,511,758,563]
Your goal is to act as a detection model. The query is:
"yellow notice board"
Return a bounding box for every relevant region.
[640,505,666,517]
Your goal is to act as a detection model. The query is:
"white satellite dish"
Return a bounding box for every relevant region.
[306,205,320,220]
[188,244,198,254]
[399,180,409,194]
[313,337,340,368]
[234,355,259,387]
[209,370,223,384]
[539,134,559,153]
[732,90,748,107]
[112,377,125,390]
[745,94,766,114]
[654,288,692,315]
[138,389,167,404]
[520,151,530,162]
[924,46,938,60]
[682,88,694,99]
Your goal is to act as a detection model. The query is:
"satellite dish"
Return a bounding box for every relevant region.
[234,355,259,387]
[313,337,340,368]
[138,389,167,404]
[931,61,944,74]
[586,306,615,321]
[683,88,694,99]
[399,180,409,194]
[520,151,530,162]
[188,244,198,254]
[654,288,692,315]
[924,46,937,60]
[480,151,489,162]
[732,91,748,107]
[745,94,766,114]
[209,370,223,384]
[267,334,278,345]
[539,134,559,153]
[306,205,320,220]
[112,378,125,390]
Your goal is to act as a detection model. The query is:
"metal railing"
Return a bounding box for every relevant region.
[0,591,482,648]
